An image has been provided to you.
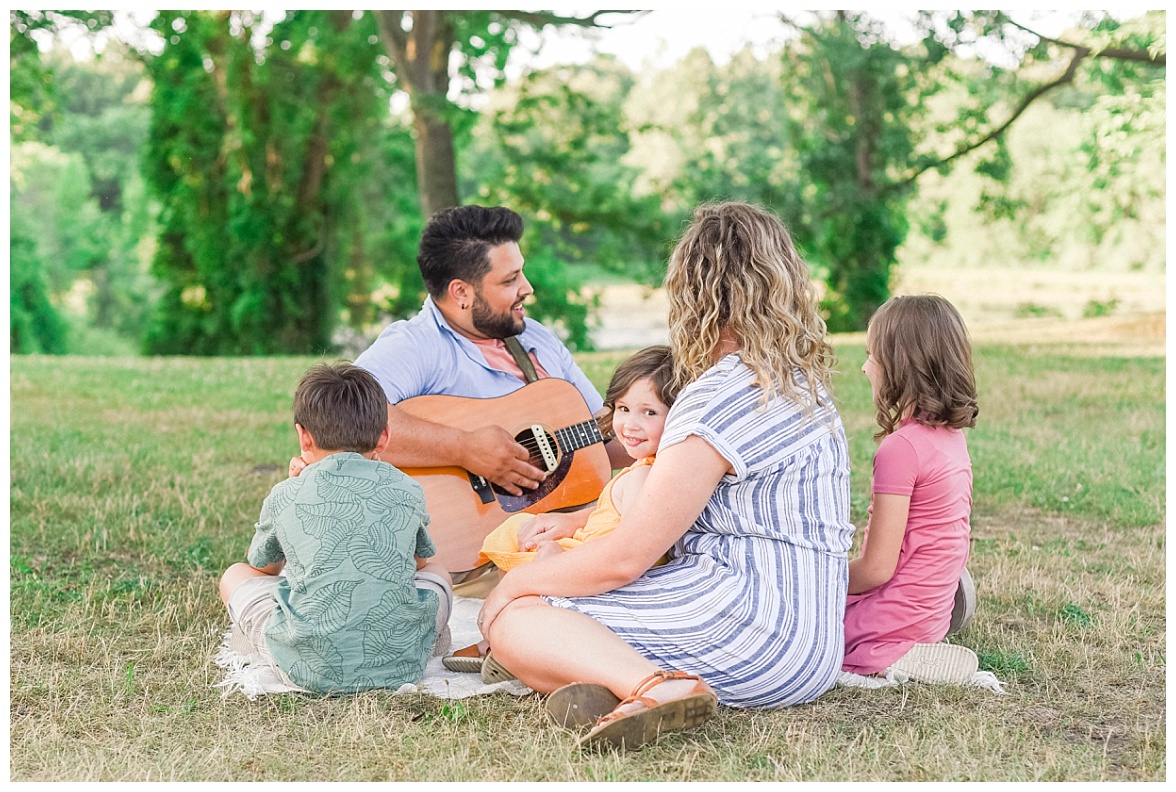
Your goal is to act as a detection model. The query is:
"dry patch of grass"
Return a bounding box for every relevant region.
[11,506,1164,782]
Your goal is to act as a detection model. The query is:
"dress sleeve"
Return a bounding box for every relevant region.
[872,433,919,496]
[657,373,746,478]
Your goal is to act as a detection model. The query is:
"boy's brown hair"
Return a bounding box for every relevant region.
[293,362,388,453]
[596,345,679,438]
[867,294,979,440]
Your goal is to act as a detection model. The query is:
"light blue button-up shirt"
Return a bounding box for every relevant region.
[354,297,604,413]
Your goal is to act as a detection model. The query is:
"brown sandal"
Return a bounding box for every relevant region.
[441,642,485,674]
[480,651,517,684]
[577,670,717,751]
[546,682,622,730]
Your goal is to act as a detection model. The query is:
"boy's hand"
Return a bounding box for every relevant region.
[288,455,308,478]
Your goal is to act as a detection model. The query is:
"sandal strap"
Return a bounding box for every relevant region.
[627,669,706,700]
[591,670,711,728]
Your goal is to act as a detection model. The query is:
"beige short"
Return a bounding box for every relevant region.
[226,572,454,666]
[225,575,296,685]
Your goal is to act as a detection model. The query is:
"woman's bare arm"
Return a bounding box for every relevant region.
[479,434,731,633]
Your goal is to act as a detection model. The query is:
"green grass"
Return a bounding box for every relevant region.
[9,329,1165,781]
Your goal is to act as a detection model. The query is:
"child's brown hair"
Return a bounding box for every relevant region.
[293,362,388,452]
[596,345,679,439]
[867,295,979,440]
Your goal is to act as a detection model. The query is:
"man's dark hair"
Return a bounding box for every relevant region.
[417,205,524,298]
[293,362,387,453]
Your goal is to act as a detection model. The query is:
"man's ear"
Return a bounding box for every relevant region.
[447,278,473,309]
[371,425,391,458]
[295,423,315,453]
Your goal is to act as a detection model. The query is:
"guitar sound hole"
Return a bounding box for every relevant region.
[492,451,575,510]
[518,427,557,474]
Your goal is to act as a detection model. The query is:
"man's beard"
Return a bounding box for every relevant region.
[471,292,525,339]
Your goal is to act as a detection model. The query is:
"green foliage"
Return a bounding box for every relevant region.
[10,229,68,354]
[1082,299,1119,318]
[11,28,159,352]
[777,13,920,330]
[1057,603,1095,629]
[142,10,396,354]
[45,44,158,338]
[338,121,425,328]
[913,11,1165,270]
[10,141,108,294]
[466,57,671,348]
[13,10,1166,352]
[659,48,795,213]
[975,648,1032,677]
[9,11,115,141]
[770,10,1165,329]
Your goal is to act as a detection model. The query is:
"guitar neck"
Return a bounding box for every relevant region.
[555,419,605,453]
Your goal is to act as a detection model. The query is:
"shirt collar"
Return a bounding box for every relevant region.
[421,296,533,370]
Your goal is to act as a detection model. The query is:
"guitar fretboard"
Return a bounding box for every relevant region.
[555,419,605,453]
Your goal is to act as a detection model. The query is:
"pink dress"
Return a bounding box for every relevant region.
[842,420,972,675]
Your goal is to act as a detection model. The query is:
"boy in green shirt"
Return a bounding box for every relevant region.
[219,362,451,693]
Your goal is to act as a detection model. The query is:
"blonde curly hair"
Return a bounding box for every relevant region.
[665,202,834,407]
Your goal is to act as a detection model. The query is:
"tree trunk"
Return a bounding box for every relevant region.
[411,104,460,216]
[375,10,461,217]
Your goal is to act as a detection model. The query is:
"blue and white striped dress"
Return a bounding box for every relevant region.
[546,354,854,708]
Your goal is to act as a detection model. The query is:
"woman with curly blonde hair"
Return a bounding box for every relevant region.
[479,202,854,750]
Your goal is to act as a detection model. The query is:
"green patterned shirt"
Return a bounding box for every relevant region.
[247,452,438,693]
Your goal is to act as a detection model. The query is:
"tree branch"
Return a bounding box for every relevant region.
[886,47,1088,194]
[1000,13,1165,66]
[374,10,411,87]
[497,10,649,30]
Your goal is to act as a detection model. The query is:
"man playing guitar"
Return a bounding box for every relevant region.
[351,205,632,580]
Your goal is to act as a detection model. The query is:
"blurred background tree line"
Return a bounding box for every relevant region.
[9,9,1165,356]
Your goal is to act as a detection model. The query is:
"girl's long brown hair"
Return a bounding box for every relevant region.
[867,294,979,440]
[665,202,834,407]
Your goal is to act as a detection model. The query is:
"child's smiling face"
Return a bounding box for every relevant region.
[611,376,669,460]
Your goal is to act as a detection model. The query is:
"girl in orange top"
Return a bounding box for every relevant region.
[479,345,680,570]
[444,346,679,674]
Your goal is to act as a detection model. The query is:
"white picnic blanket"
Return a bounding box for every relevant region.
[215,595,1004,699]
[214,595,532,700]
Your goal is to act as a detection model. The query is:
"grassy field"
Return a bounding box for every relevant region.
[8,314,1165,781]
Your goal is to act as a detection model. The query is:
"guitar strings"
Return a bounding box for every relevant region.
[513,420,600,458]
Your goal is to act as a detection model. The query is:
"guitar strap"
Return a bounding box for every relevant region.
[503,336,540,384]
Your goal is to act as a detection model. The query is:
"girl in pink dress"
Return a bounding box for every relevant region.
[843,295,980,683]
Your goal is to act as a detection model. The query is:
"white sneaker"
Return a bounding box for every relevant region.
[887,642,978,684]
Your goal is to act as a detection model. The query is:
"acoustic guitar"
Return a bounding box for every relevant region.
[392,378,612,573]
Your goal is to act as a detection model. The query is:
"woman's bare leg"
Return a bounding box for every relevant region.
[487,595,705,707]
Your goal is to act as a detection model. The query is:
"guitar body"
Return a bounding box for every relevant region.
[393,379,611,573]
